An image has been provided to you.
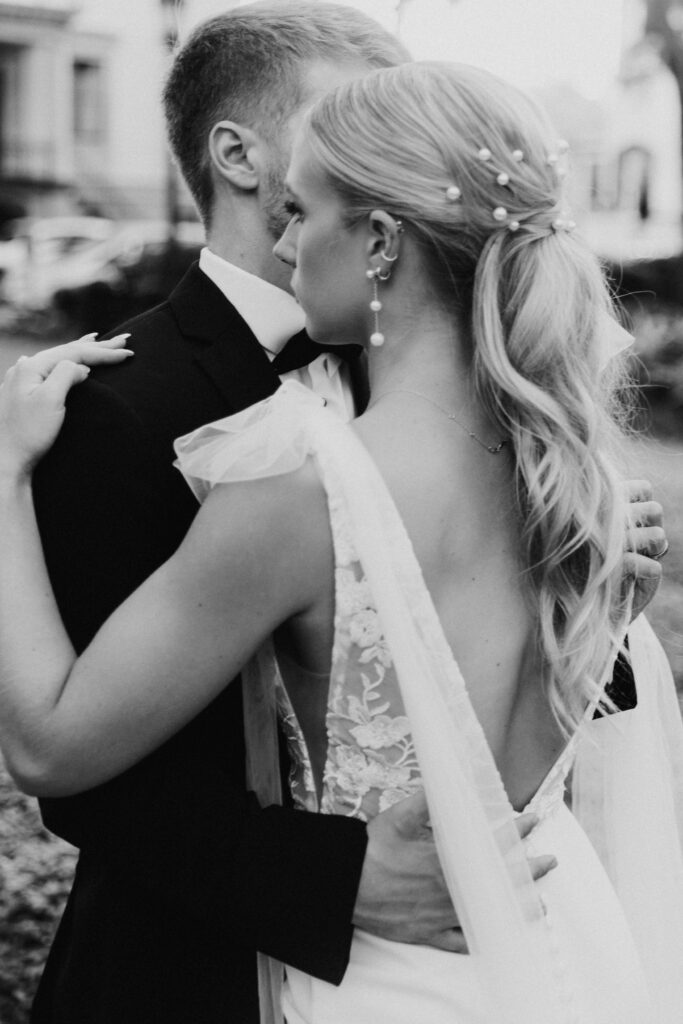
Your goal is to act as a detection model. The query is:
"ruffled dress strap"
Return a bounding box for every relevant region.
[173,380,326,502]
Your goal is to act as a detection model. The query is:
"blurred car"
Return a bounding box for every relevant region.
[0,217,203,314]
[0,217,116,307]
[52,225,202,334]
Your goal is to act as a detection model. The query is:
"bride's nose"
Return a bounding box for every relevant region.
[273,220,297,267]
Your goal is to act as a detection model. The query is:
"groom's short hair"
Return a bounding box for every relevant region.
[163,0,408,225]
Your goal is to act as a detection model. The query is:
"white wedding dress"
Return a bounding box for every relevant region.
[175,381,683,1024]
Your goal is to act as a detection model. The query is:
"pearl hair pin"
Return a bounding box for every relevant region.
[552,217,577,232]
[446,184,462,201]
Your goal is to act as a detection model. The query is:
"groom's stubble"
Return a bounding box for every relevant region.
[261,58,382,247]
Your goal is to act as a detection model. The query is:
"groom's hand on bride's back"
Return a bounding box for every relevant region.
[352,791,556,954]
[624,478,667,621]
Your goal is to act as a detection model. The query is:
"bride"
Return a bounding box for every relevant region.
[0,62,682,1024]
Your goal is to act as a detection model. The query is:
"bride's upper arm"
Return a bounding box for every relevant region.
[34,462,332,795]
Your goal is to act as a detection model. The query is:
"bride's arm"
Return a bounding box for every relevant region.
[0,347,326,796]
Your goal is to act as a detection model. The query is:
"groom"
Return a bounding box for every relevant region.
[29,3,665,1023]
[28,7,452,1024]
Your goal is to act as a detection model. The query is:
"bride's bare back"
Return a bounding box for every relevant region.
[279,398,564,812]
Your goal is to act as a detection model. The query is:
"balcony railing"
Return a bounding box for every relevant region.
[0,138,65,186]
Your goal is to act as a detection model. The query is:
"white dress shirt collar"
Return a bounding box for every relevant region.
[199,247,305,357]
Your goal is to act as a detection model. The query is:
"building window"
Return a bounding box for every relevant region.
[73,60,105,144]
[618,146,652,220]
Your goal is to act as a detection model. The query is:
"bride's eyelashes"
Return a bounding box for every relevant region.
[283,199,304,222]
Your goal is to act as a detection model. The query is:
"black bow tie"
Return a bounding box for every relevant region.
[271,330,362,374]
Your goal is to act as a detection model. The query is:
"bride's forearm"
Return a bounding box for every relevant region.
[0,474,76,788]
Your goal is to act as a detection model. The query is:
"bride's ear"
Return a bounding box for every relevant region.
[366,210,403,276]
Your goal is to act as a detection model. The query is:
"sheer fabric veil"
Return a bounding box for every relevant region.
[175,382,683,1024]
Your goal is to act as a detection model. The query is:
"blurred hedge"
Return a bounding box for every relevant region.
[0,765,76,1024]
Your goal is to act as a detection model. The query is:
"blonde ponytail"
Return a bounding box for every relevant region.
[473,227,630,729]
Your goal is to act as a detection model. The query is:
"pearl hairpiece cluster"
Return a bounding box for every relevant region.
[444,139,573,233]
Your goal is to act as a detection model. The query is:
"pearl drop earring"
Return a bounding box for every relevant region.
[366,222,401,348]
[366,268,385,347]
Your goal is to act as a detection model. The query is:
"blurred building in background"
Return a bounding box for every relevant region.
[534,0,683,260]
[0,0,224,223]
[2,0,683,257]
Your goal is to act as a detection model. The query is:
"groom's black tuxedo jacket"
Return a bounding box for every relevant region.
[29,264,368,1024]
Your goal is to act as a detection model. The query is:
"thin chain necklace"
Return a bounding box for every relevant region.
[370,388,508,454]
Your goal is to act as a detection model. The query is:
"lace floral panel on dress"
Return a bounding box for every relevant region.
[319,454,423,822]
[272,452,423,822]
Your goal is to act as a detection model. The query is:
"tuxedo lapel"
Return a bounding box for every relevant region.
[168,263,282,412]
[167,263,371,415]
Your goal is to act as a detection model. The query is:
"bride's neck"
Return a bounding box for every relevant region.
[366,306,472,412]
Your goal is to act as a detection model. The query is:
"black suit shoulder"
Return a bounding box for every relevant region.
[29,267,368,1024]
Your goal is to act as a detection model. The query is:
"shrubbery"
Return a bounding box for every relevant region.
[0,766,76,1024]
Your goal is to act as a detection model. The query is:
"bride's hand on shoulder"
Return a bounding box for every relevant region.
[0,333,133,479]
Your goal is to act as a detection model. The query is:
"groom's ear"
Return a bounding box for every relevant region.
[366,209,402,270]
[208,121,261,192]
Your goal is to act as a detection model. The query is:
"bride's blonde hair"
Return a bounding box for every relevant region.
[306,61,631,732]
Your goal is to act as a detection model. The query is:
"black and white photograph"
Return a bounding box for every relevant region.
[0,1,682,1022]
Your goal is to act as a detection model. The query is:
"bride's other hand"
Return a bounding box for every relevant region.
[0,334,133,479]
[623,478,666,620]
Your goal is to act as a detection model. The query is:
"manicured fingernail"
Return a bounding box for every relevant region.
[80,332,98,341]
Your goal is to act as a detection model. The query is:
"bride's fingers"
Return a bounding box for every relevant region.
[38,360,91,408]
[94,334,132,349]
[14,334,133,380]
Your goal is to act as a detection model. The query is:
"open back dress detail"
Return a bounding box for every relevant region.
[175,381,683,1024]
